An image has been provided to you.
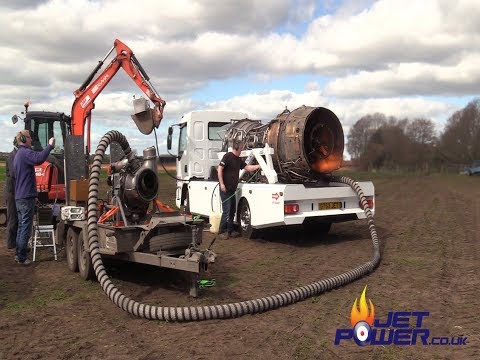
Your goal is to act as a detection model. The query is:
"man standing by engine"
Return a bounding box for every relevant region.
[217,139,260,239]
[4,137,18,250]
[14,130,55,265]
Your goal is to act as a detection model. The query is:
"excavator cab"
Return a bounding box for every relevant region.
[23,111,71,202]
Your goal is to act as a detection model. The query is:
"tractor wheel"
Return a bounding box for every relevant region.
[238,200,257,239]
[78,231,95,280]
[66,228,79,272]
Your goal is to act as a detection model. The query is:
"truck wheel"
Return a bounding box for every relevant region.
[303,220,332,235]
[78,231,95,280]
[238,200,257,239]
[66,228,79,272]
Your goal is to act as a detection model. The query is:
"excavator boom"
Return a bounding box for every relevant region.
[71,39,165,148]
[65,39,166,204]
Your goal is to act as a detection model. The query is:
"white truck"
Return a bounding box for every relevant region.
[167,109,374,238]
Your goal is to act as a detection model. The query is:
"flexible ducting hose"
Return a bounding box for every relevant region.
[88,130,381,321]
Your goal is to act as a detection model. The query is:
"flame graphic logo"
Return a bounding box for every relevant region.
[350,286,375,326]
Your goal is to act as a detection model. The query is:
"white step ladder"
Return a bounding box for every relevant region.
[32,207,57,262]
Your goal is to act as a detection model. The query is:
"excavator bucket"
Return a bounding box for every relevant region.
[131,110,156,135]
[131,98,155,135]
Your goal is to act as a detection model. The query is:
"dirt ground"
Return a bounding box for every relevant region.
[0,172,479,359]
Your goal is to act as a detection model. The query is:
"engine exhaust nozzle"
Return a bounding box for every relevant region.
[267,106,344,178]
[223,105,344,182]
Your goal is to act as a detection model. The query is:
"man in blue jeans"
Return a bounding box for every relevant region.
[4,137,18,250]
[217,139,260,239]
[14,130,55,265]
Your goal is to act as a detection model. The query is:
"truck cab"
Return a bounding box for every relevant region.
[171,111,247,209]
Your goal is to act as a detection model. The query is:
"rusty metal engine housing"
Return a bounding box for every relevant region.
[223,105,344,182]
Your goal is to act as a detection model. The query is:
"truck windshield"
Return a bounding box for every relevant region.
[178,124,187,158]
[208,122,230,140]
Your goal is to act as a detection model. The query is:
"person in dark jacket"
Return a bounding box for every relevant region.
[217,139,260,239]
[4,138,18,249]
[14,130,55,265]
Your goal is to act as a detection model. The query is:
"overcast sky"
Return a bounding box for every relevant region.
[1,0,478,155]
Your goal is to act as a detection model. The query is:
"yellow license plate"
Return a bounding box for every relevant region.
[319,202,342,210]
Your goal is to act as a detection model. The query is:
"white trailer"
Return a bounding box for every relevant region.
[168,111,374,238]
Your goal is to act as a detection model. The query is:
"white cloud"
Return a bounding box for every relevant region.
[325,53,480,97]
[204,89,329,120]
[202,89,456,125]
[0,0,478,155]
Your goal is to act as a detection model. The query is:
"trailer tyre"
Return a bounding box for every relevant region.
[238,200,257,239]
[66,228,79,272]
[78,231,95,280]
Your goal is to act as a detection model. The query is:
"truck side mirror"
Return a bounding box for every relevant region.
[12,115,18,124]
[167,126,173,150]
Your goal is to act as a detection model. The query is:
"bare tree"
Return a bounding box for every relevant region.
[347,113,386,160]
[439,98,480,163]
[360,121,411,170]
[404,118,437,172]
[406,118,436,145]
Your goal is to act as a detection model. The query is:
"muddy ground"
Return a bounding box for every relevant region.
[0,172,479,359]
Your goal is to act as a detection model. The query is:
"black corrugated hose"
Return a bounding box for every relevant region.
[87,130,381,321]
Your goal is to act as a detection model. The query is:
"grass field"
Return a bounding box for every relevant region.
[0,171,478,359]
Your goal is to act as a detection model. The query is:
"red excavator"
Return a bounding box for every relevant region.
[8,39,213,296]
[65,38,165,204]
[10,39,165,204]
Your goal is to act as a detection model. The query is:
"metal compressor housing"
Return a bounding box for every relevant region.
[120,146,159,213]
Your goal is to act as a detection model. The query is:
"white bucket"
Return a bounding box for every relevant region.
[209,213,222,234]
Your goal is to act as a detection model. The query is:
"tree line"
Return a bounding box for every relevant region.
[346,98,480,173]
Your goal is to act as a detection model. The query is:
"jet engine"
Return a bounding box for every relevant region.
[109,146,159,223]
[222,105,344,182]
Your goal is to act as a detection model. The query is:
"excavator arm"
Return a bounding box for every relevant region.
[65,39,165,204]
[71,38,166,152]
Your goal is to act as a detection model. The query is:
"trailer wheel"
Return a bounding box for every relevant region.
[78,230,95,280]
[238,200,257,239]
[66,228,79,272]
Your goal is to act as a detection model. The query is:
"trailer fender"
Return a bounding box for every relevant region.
[55,218,67,246]
[181,184,190,212]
